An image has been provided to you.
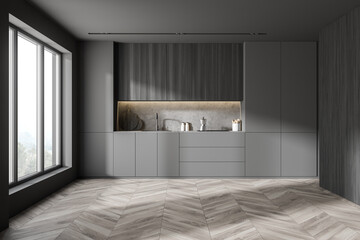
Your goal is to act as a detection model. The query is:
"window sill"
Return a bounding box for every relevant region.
[9,167,71,195]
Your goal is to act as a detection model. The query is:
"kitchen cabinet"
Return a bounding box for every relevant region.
[243,42,281,132]
[180,132,245,176]
[245,133,281,176]
[281,42,317,133]
[116,43,243,101]
[80,42,113,132]
[136,132,157,176]
[118,43,167,100]
[80,133,113,177]
[180,132,245,147]
[158,132,179,176]
[114,132,135,176]
[195,44,243,101]
[180,148,245,162]
[281,133,317,176]
[180,162,245,177]
[166,44,197,100]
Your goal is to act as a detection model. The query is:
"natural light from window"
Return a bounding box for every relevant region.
[17,33,40,179]
[9,25,62,185]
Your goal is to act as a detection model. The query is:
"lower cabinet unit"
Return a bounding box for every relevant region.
[180,132,245,176]
[136,132,157,176]
[245,133,281,176]
[180,162,245,177]
[81,133,114,177]
[114,132,135,176]
[158,132,180,176]
[281,133,317,176]
[180,148,245,162]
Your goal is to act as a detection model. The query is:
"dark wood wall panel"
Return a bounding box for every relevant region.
[119,43,167,100]
[117,43,243,101]
[319,7,360,204]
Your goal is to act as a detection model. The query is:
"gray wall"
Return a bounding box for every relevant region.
[0,0,79,230]
[319,7,360,204]
[0,0,9,232]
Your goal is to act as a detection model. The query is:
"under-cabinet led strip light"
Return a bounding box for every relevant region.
[88,32,267,36]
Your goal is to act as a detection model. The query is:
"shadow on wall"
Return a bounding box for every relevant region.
[244,106,316,132]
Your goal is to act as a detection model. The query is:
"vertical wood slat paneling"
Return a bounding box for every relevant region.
[117,43,243,101]
[119,43,167,101]
[319,7,360,205]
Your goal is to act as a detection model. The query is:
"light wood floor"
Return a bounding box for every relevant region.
[2,178,360,240]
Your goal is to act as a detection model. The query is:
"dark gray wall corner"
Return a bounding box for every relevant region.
[0,0,9,232]
[319,7,360,204]
[0,0,79,227]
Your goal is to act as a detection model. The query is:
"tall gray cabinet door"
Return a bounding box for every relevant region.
[244,42,281,132]
[281,42,317,132]
[136,133,157,176]
[282,133,317,177]
[158,133,179,176]
[246,133,281,176]
[80,42,113,132]
[80,133,114,177]
[114,133,135,176]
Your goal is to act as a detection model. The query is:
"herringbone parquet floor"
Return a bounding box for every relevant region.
[1,178,360,240]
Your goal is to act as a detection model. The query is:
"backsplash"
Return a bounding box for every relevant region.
[117,101,241,131]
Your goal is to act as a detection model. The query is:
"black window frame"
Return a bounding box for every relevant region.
[9,23,63,188]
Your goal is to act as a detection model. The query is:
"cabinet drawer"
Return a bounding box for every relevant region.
[180,148,244,162]
[180,132,245,147]
[180,162,245,176]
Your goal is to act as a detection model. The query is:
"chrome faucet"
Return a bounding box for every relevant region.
[155,113,159,131]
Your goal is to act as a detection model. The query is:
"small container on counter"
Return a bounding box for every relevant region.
[181,122,186,131]
[181,122,191,131]
[232,119,242,131]
[185,122,190,131]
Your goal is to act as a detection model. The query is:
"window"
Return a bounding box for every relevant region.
[9,25,62,186]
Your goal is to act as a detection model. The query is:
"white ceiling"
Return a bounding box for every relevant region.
[29,0,360,42]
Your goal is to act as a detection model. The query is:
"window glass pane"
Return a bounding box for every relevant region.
[44,48,60,169]
[17,33,40,179]
[9,28,14,183]
[55,54,61,166]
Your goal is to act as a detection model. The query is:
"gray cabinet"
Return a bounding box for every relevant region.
[180,148,245,162]
[281,42,317,133]
[158,132,179,176]
[80,133,113,177]
[136,132,157,176]
[246,133,281,176]
[114,132,135,176]
[281,133,317,177]
[116,43,243,101]
[244,42,281,132]
[180,132,245,177]
[180,132,245,147]
[80,42,113,132]
[180,162,245,177]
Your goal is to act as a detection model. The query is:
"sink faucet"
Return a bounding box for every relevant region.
[155,113,159,131]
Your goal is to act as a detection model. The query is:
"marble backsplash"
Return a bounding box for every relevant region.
[117,101,241,131]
